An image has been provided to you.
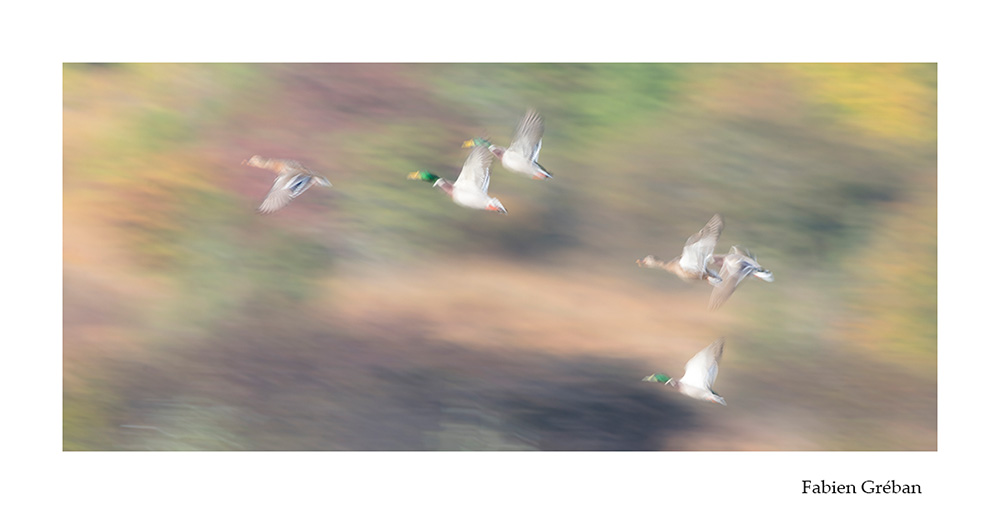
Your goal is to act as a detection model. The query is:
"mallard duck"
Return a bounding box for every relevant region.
[637,214,724,285]
[407,145,507,213]
[643,338,727,405]
[462,109,552,180]
[708,246,774,311]
[242,155,332,214]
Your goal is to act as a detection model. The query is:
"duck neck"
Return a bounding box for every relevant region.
[434,179,454,196]
[661,258,682,272]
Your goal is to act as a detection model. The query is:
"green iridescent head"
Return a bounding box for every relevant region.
[642,373,672,384]
[461,137,491,148]
[407,170,441,183]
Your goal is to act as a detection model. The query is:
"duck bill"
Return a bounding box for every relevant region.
[407,171,421,180]
[461,139,476,148]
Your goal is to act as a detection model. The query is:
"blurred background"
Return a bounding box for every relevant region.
[63,63,936,450]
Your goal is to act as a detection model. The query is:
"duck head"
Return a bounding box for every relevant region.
[242,155,266,167]
[642,373,673,385]
[636,255,661,267]
[462,137,491,148]
[463,137,504,159]
[408,170,445,188]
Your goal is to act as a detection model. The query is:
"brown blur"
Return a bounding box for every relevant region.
[64,63,936,450]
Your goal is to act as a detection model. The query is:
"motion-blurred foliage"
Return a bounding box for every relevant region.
[64,63,935,450]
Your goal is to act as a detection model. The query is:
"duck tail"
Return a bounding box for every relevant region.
[754,268,775,282]
[532,162,553,179]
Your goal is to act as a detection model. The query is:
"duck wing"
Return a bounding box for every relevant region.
[708,252,756,310]
[258,174,298,213]
[679,338,725,391]
[454,145,494,194]
[508,109,544,160]
[678,214,724,274]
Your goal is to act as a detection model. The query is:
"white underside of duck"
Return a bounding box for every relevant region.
[676,382,727,405]
[501,152,547,178]
[451,186,495,210]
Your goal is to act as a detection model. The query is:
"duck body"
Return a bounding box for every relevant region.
[638,213,724,285]
[463,109,552,180]
[708,246,774,310]
[243,155,332,214]
[408,145,507,213]
[643,338,727,405]
[502,147,550,179]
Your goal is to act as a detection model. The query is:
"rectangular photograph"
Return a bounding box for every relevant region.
[63,63,936,451]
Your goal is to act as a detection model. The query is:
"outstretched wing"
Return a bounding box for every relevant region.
[530,138,543,163]
[258,175,297,214]
[708,252,755,310]
[679,338,725,390]
[678,214,724,273]
[454,145,494,193]
[508,109,544,159]
[257,173,325,214]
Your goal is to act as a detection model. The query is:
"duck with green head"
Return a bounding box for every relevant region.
[708,246,774,311]
[643,338,727,405]
[407,145,507,213]
[637,213,724,285]
[463,109,552,180]
[243,155,332,214]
